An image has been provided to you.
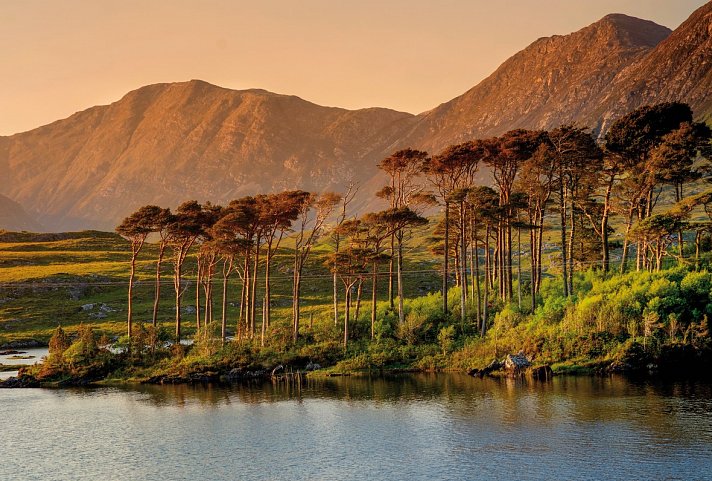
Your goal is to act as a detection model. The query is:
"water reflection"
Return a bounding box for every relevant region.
[2,374,711,481]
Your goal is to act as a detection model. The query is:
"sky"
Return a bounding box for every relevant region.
[0,0,707,135]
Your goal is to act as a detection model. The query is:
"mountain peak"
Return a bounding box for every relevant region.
[591,13,671,48]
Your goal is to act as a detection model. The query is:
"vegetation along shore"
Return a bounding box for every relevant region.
[2,102,712,388]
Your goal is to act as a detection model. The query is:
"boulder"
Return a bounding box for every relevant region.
[305,362,321,371]
[504,353,531,373]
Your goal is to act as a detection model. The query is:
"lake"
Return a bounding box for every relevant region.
[1,374,711,481]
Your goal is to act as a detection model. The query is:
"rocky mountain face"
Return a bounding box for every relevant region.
[0,194,42,232]
[592,2,712,130]
[1,3,711,231]
[0,81,414,230]
[397,13,672,152]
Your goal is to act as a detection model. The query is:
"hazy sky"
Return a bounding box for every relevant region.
[0,0,707,135]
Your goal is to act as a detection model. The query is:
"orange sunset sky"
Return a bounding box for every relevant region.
[0,0,707,135]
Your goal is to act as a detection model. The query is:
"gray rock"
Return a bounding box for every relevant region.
[305,362,321,371]
[504,352,531,372]
[81,303,94,311]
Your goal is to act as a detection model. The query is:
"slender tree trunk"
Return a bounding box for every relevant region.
[333,239,339,326]
[473,223,481,324]
[506,212,513,301]
[482,226,490,337]
[127,250,137,339]
[196,261,201,332]
[676,184,684,262]
[695,230,701,270]
[559,180,569,297]
[174,258,182,342]
[355,278,363,322]
[293,268,302,343]
[537,213,545,292]
[371,262,378,340]
[331,274,339,328]
[261,297,266,347]
[517,225,522,309]
[239,255,249,340]
[530,214,537,312]
[601,177,613,272]
[265,250,272,329]
[152,244,165,327]
[460,202,467,327]
[443,202,449,316]
[389,234,395,309]
[397,234,405,325]
[221,272,229,344]
[567,198,575,295]
[620,206,635,274]
[344,284,350,349]
[250,248,259,337]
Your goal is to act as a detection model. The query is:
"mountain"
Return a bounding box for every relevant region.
[0,194,42,232]
[592,2,712,130]
[0,81,414,230]
[397,13,672,152]
[1,4,712,231]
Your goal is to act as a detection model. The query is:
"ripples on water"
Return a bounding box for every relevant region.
[1,375,711,481]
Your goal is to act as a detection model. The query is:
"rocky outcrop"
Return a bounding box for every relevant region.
[469,353,552,380]
[0,375,39,388]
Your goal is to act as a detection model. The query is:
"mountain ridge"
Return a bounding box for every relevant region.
[2,5,712,231]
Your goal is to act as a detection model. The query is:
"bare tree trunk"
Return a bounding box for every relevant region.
[517,225,522,309]
[559,180,569,297]
[344,284,350,349]
[482,226,490,337]
[355,278,363,322]
[238,256,248,340]
[507,214,513,301]
[443,202,449,316]
[221,272,229,344]
[174,261,182,342]
[127,251,137,339]
[397,234,405,325]
[620,206,635,274]
[371,262,378,340]
[332,271,339,326]
[567,199,575,295]
[250,248,259,337]
[388,234,395,309]
[152,244,165,327]
[261,297,266,347]
[460,202,467,328]
[292,263,301,343]
[265,250,272,329]
[196,262,201,332]
[601,177,613,272]
[473,222,481,324]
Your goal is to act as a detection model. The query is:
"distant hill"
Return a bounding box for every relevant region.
[1,2,711,231]
[0,194,42,232]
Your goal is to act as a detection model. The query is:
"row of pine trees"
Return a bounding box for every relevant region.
[117,102,712,349]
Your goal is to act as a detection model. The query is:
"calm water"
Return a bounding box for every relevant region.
[1,374,711,481]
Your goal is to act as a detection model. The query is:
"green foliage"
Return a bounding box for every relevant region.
[47,325,70,365]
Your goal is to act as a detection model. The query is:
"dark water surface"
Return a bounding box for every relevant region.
[2,374,711,481]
